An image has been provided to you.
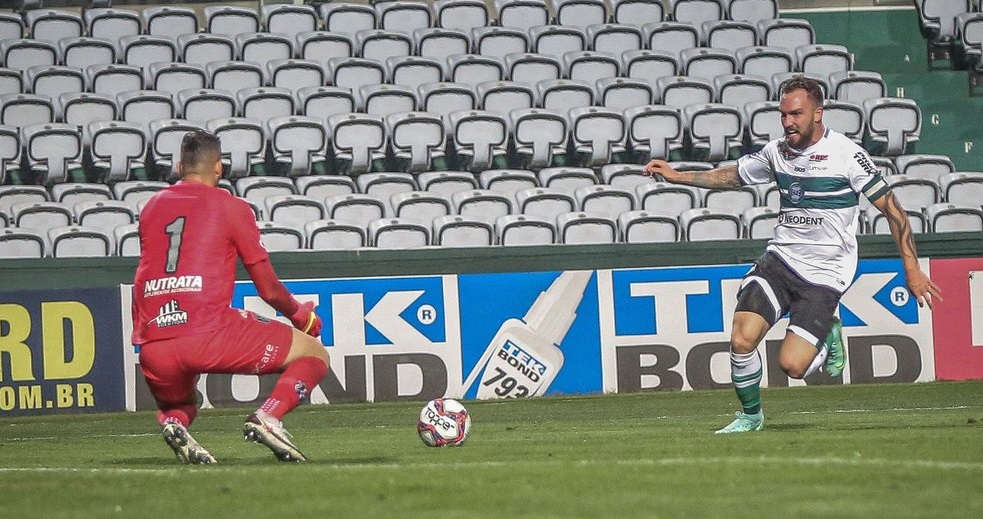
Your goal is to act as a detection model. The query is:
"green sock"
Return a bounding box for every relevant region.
[731,350,762,415]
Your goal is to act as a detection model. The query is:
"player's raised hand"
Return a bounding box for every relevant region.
[907,269,942,309]
[289,301,323,337]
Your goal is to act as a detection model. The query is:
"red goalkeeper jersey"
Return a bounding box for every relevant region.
[132,181,268,344]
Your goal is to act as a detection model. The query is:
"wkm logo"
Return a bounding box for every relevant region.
[151,300,188,328]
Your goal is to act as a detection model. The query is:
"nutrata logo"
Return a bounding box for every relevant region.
[144,275,203,297]
[151,300,188,328]
[788,182,804,203]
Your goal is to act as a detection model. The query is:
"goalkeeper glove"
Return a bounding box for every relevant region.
[289,301,322,337]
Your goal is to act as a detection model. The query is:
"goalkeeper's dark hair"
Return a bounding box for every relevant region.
[179,130,222,176]
[779,75,824,106]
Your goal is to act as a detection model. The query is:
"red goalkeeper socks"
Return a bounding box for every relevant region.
[260,357,328,420]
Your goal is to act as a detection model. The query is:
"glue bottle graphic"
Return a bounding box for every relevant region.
[462,270,592,399]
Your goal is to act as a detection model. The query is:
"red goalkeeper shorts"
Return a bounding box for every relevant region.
[139,308,294,407]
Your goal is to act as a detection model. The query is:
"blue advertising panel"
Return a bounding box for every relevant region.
[0,287,125,416]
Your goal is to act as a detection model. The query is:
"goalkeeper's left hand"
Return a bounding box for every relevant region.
[289,301,322,337]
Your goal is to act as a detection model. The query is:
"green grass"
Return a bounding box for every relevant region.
[2,381,983,518]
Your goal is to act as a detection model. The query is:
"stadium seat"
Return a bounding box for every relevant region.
[679,207,742,241]
[538,167,598,196]
[796,43,854,80]
[528,25,587,57]
[0,227,46,258]
[479,168,539,197]
[328,112,387,175]
[449,109,510,172]
[771,71,830,100]
[636,181,700,217]
[25,66,84,120]
[703,20,758,52]
[413,28,469,65]
[575,185,635,219]
[671,0,725,38]
[682,103,743,162]
[265,115,329,176]
[496,213,556,245]
[368,217,431,248]
[319,2,377,38]
[262,3,318,40]
[554,0,608,29]
[47,225,111,257]
[179,33,236,67]
[178,89,236,124]
[11,200,73,231]
[267,59,327,93]
[356,172,418,214]
[735,45,795,79]
[926,202,983,232]
[305,219,367,250]
[417,170,480,195]
[822,100,866,144]
[387,111,447,173]
[864,97,922,156]
[587,23,644,57]
[325,193,388,228]
[0,93,53,129]
[23,123,83,185]
[477,80,535,115]
[569,106,628,167]
[622,49,680,83]
[453,189,515,221]
[2,39,57,72]
[61,92,116,133]
[435,0,489,32]
[557,211,619,244]
[86,64,144,98]
[391,190,454,225]
[742,205,779,239]
[473,26,530,59]
[296,175,358,200]
[26,8,83,44]
[142,6,197,39]
[916,0,974,69]
[327,57,386,104]
[495,0,551,31]
[624,104,684,162]
[600,163,650,191]
[610,0,666,27]
[619,210,679,243]
[236,33,295,77]
[236,176,296,211]
[358,29,414,63]
[60,37,116,70]
[510,108,569,169]
[561,50,621,86]
[895,154,955,180]
[886,173,941,213]
[298,31,355,67]
[115,223,140,257]
[88,121,147,183]
[119,35,177,70]
[714,73,771,109]
[119,90,175,129]
[680,47,738,82]
[204,5,260,36]
[939,171,983,205]
[516,187,577,221]
[536,78,594,114]
[112,180,168,210]
[237,87,296,122]
[447,54,506,88]
[656,75,714,111]
[257,221,305,251]
[744,100,783,149]
[205,118,267,179]
[867,207,928,235]
[728,0,778,24]
[265,194,326,229]
[298,86,356,121]
[506,53,562,86]
[360,84,418,118]
[375,1,434,35]
[148,63,207,97]
[73,200,136,236]
[0,13,23,41]
[433,214,496,247]
[757,18,816,55]
[386,56,445,91]
[644,21,700,60]
[597,77,655,110]
[418,82,478,131]
[829,70,888,106]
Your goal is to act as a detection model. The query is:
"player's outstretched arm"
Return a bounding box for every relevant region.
[245,258,323,336]
[643,159,743,189]
[871,190,943,309]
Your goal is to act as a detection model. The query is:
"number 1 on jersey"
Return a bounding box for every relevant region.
[164,217,186,274]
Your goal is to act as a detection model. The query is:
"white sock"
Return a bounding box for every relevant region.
[803,347,828,378]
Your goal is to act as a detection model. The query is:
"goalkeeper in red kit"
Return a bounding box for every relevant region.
[132,130,329,464]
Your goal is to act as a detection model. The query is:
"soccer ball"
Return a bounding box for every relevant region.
[418,398,471,447]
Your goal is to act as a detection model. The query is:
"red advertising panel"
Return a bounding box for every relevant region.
[931,258,983,380]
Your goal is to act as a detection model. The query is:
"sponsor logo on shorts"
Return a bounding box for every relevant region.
[150,300,188,328]
[143,275,203,297]
[253,344,278,373]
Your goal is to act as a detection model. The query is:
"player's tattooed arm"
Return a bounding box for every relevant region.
[873,190,943,308]
[643,161,742,189]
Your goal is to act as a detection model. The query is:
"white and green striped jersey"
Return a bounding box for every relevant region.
[737,128,889,293]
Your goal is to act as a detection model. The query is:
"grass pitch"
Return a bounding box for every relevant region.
[2,381,982,519]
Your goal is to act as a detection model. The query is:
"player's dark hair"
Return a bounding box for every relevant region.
[779,75,824,106]
[179,130,222,175]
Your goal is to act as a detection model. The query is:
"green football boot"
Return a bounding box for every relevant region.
[714,411,765,434]
[824,317,846,377]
